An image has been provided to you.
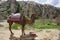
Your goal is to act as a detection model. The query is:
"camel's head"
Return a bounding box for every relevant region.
[30,14,36,25]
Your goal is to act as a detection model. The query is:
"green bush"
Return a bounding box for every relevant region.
[11,19,60,30]
[32,19,60,29]
[0,24,4,27]
[12,23,21,30]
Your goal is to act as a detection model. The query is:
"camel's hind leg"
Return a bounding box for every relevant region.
[9,22,14,35]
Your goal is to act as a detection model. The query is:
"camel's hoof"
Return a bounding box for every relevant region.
[12,33,14,35]
[24,34,26,35]
[10,33,14,36]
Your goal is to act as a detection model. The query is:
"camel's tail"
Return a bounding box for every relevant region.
[7,19,9,23]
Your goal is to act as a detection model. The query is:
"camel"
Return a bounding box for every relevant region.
[7,13,36,36]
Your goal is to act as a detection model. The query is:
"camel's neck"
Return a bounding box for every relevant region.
[20,14,35,25]
[27,15,35,25]
[31,16,35,24]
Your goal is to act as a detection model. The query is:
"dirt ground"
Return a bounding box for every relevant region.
[0,20,60,40]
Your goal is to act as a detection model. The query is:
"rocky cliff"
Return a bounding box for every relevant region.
[0,1,9,20]
[0,1,60,20]
[18,1,60,18]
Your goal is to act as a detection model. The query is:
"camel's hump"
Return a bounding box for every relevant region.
[12,13,20,16]
[8,13,21,21]
[9,13,21,18]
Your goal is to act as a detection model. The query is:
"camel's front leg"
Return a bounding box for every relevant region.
[9,22,14,35]
[21,25,25,36]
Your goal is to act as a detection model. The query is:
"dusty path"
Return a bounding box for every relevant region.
[0,20,60,40]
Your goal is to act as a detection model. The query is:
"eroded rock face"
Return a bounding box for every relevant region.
[0,1,9,20]
[0,1,60,20]
[18,1,60,18]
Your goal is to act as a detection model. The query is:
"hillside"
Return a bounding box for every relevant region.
[0,1,60,20]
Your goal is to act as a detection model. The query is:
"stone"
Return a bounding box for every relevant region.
[9,33,38,40]
[20,33,37,40]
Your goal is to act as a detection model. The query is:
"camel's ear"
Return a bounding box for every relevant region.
[31,14,36,17]
[32,13,36,15]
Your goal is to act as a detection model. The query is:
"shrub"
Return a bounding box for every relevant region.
[0,24,4,27]
[12,23,21,30]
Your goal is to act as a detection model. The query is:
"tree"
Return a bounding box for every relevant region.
[8,0,17,13]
